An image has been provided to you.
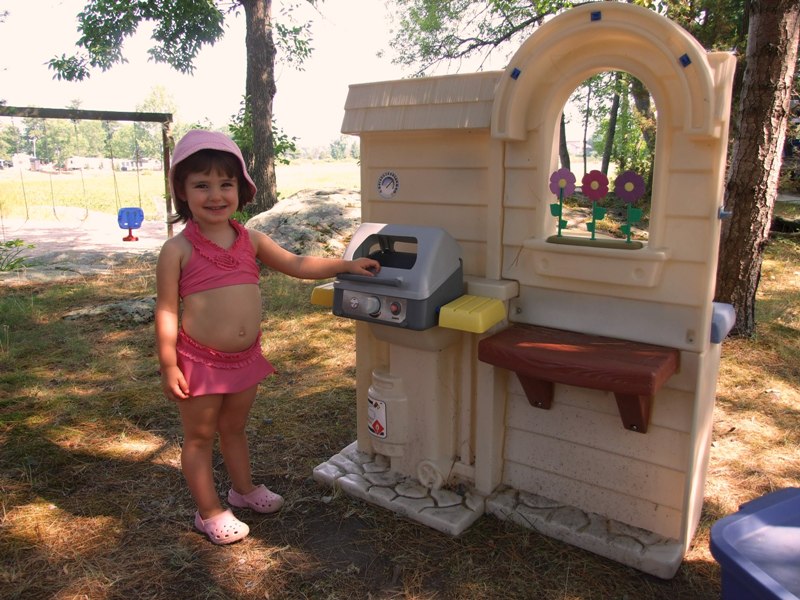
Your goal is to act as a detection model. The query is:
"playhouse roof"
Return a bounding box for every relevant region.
[341,71,502,135]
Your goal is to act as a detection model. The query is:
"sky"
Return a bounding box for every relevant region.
[0,0,412,147]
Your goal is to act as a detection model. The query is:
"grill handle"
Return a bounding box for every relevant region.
[336,273,402,287]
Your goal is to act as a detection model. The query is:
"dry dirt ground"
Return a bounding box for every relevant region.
[1,210,167,262]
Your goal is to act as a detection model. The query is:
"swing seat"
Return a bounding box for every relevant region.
[118,207,144,242]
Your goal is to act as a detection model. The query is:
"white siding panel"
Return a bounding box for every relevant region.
[504,138,541,168]
[503,427,686,510]
[504,167,545,208]
[506,378,696,432]
[507,381,695,434]
[503,285,710,353]
[505,392,691,471]
[366,134,490,168]
[366,167,487,207]
[459,241,488,278]
[506,260,710,308]
[555,298,692,355]
[368,203,486,242]
[507,377,618,417]
[502,207,538,247]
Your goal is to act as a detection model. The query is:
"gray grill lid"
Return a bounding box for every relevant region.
[338,223,462,301]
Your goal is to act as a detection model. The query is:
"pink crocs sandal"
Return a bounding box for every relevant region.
[194,509,249,544]
[228,484,284,514]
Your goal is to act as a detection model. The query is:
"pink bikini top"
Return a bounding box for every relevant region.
[179,219,260,298]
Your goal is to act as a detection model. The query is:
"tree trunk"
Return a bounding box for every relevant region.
[243,0,278,212]
[559,113,570,170]
[630,77,656,153]
[602,73,621,176]
[715,0,800,336]
[582,85,591,174]
[630,76,657,192]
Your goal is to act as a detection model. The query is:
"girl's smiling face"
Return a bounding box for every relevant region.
[182,168,240,224]
[169,148,252,224]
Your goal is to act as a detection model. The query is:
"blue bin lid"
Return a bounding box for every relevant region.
[710,488,800,599]
[711,302,736,343]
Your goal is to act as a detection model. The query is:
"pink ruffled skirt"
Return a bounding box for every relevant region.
[176,329,275,397]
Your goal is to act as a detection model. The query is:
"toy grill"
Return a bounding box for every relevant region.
[333,223,464,330]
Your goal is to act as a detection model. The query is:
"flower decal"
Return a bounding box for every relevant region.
[614,170,645,203]
[549,168,576,197]
[581,170,609,202]
[211,253,239,270]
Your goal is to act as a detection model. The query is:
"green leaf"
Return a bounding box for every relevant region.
[49,0,225,80]
[628,207,643,223]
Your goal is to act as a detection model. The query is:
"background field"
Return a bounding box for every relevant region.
[0,159,361,222]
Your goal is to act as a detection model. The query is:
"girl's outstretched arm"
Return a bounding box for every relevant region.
[249,228,380,279]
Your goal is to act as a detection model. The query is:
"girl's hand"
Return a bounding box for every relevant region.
[349,257,381,276]
[161,365,190,402]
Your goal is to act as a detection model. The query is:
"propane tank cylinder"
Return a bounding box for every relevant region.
[367,367,407,457]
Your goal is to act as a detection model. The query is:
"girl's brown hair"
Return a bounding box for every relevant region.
[169,149,254,224]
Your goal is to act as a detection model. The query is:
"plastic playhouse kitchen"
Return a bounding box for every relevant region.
[312,2,739,579]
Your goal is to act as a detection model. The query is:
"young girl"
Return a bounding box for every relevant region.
[155,130,380,544]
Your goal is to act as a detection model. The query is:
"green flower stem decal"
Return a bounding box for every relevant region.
[614,170,645,244]
[586,201,608,240]
[549,168,576,237]
[582,170,609,240]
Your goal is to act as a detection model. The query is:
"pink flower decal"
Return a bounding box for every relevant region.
[614,170,645,203]
[581,170,609,201]
[549,168,576,197]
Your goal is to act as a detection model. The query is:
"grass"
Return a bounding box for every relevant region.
[0,200,798,599]
[0,159,361,221]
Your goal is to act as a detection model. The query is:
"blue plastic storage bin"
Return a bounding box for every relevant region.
[710,488,800,600]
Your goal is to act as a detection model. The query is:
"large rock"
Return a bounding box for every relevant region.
[63,296,156,324]
[246,188,362,257]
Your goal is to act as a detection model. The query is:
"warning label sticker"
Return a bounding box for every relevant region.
[367,397,387,438]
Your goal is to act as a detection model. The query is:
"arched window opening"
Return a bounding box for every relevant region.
[550,71,657,249]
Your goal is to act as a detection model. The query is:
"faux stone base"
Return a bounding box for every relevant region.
[314,443,684,578]
[313,442,485,536]
[486,488,685,579]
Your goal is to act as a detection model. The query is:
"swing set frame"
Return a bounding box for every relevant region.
[0,106,176,237]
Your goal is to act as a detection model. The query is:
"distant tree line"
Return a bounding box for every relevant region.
[0,117,159,168]
[0,115,360,168]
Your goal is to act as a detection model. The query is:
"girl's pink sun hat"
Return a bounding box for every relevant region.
[169,130,257,203]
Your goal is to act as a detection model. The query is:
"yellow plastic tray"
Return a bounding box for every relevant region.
[310,282,335,307]
[439,295,506,334]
